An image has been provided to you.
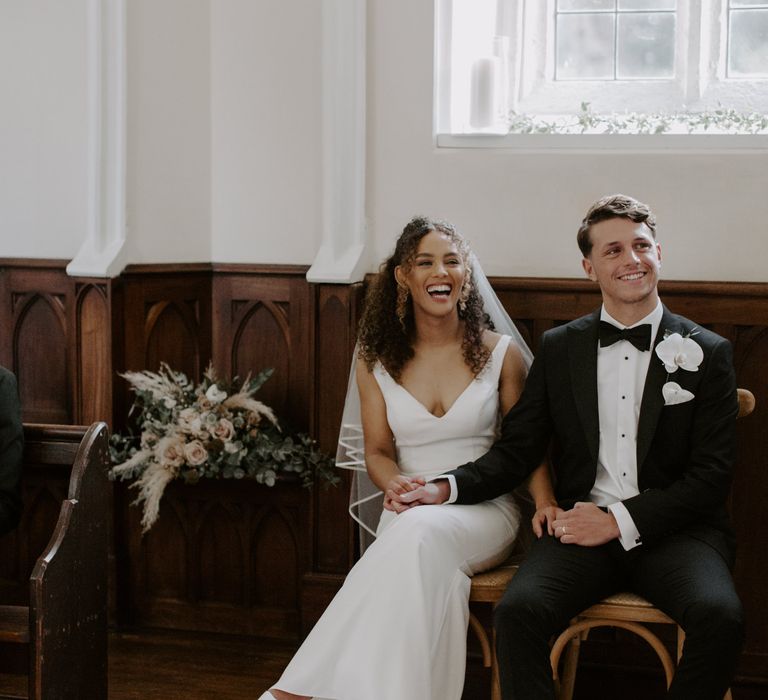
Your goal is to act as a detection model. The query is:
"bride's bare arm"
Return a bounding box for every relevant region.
[356,362,424,511]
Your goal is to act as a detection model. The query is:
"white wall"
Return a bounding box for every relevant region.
[0,0,89,258]
[1,0,766,282]
[367,0,768,282]
[210,0,322,264]
[126,0,211,263]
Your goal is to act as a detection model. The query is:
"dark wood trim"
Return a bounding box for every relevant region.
[0,259,71,269]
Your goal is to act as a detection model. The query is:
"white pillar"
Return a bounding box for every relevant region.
[306,0,369,284]
[67,0,130,278]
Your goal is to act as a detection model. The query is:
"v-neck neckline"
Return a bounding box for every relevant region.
[392,376,477,420]
[385,335,507,419]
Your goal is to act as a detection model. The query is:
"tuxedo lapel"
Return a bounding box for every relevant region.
[568,312,600,467]
[636,306,681,469]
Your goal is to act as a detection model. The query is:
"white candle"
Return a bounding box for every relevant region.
[470,56,498,129]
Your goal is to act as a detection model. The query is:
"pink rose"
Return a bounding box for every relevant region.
[212,418,235,442]
[161,438,185,469]
[184,439,208,466]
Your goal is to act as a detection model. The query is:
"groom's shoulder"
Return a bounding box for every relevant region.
[662,308,729,351]
[541,312,597,342]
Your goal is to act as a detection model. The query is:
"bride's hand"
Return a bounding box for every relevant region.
[532,502,564,538]
[383,475,426,513]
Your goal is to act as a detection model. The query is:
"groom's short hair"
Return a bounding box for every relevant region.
[577,194,657,257]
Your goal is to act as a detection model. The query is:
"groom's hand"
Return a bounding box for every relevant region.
[553,502,620,546]
[395,480,450,507]
[384,475,426,513]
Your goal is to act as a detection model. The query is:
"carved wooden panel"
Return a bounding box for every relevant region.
[15,293,70,423]
[75,283,112,425]
[310,284,364,574]
[230,299,292,417]
[0,262,73,423]
[119,266,212,418]
[121,478,310,640]
[211,266,311,433]
[0,261,117,427]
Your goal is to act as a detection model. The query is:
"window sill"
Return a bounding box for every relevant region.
[436,133,768,153]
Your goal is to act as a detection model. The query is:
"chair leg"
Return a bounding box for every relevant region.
[550,619,583,700]
[491,626,501,700]
[557,630,583,700]
[468,611,492,668]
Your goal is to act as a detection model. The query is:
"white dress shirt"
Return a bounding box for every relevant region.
[443,301,663,551]
[596,301,663,550]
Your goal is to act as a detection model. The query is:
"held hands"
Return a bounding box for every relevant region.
[552,502,621,547]
[531,501,565,538]
[383,475,427,513]
[393,480,450,509]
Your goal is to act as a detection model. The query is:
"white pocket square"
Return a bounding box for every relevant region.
[662,381,694,406]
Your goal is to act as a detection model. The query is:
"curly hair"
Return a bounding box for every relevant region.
[577,194,657,257]
[357,216,493,381]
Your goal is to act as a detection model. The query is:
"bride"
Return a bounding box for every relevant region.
[260,217,558,700]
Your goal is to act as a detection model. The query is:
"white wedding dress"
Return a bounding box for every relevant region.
[272,336,521,700]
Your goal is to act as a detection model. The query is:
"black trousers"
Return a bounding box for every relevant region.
[494,533,744,700]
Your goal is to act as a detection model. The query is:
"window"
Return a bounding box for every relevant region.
[435,0,768,135]
[728,1,768,77]
[555,1,677,81]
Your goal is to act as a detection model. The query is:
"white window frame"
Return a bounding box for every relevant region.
[516,0,686,114]
[435,0,768,150]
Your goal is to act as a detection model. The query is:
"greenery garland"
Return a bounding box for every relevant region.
[506,102,768,135]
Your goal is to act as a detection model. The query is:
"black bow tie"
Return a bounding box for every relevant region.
[599,321,652,352]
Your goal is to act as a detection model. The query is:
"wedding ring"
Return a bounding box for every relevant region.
[562,524,568,535]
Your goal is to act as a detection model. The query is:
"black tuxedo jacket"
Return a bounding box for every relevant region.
[0,366,23,536]
[450,306,738,562]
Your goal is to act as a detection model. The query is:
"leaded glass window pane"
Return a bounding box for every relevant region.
[728,8,768,76]
[618,0,676,10]
[558,0,615,12]
[556,13,616,79]
[555,1,676,80]
[617,12,675,78]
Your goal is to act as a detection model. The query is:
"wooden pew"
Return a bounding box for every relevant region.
[0,423,109,700]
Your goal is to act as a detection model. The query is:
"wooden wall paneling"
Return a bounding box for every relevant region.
[2,261,766,685]
[730,324,768,682]
[73,279,114,426]
[310,282,364,572]
[115,265,213,630]
[211,265,312,434]
[0,260,74,424]
[122,477,310,640]
[300,282,365,632]
[119,264,213,383]
[116,265,313,640]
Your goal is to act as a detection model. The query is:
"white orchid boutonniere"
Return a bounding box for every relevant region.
[655,330,704,406]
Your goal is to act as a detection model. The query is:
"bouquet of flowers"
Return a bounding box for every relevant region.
[110,362,337,532]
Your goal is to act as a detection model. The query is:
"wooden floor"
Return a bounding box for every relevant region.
[0,629,765,699]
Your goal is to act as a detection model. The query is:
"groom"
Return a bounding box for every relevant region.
[398,194,743,699]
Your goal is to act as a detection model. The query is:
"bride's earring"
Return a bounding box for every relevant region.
[396,284,409,330]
